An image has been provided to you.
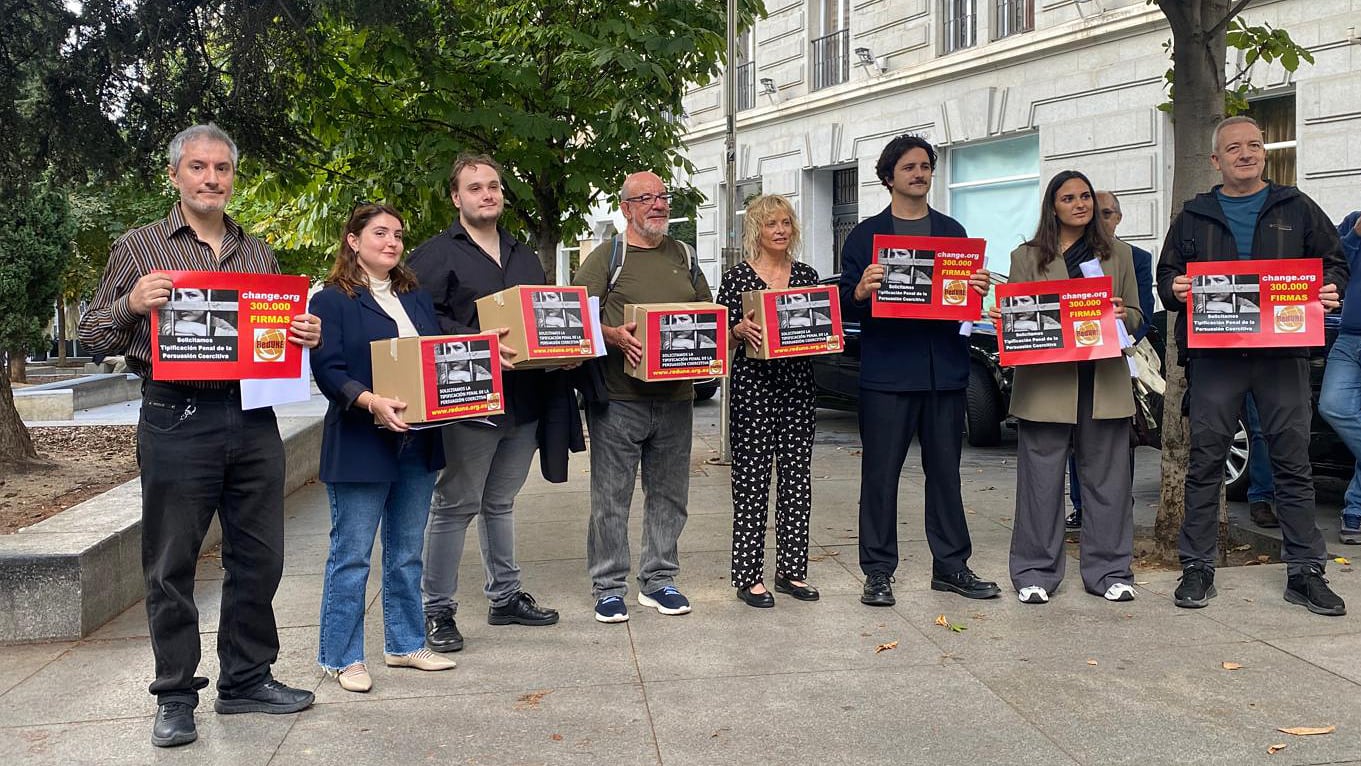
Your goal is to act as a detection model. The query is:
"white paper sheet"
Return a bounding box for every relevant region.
[241,347,312,410]
[1078,259,1137,376]
[589,296,608,357]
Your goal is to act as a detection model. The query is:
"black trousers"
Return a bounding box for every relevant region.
[728,356,816,589]
[138,381,286,706]
[858,388,973,577]
[1181,356,1326,574]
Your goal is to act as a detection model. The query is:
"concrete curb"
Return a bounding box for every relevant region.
[14,374,141,421]
[0,415,322,644]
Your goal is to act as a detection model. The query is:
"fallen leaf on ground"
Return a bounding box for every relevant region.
[875,641,898,653]
[1257,555,1271,564]
[1134,580,1149,585]
[1335,556,1351,565]
[1277,725,1335,736]
[934,614,967,632]
[1267,743,1287,754]
[1230,544,1252,552]
[513,690,553,710]
[1086,659,1098,666]
[550,733,564,741]
[1221,662,1243,671]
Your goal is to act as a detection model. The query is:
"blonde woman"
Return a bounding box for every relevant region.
[717,194,821,608]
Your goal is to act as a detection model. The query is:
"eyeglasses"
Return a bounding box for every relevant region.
[622,192,671,205]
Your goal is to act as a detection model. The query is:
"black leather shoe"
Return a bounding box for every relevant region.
[931,568,1001,599]
[861,572,895,606]
[214,679,314,715]
[774,575,820,601]
[737,584,775,608]
[151,702,196,747]
[488,591,560,626]
[426,608,464,652]
[1249,501,1280,528]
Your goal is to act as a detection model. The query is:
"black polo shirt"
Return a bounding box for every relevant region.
[408,219,550,425]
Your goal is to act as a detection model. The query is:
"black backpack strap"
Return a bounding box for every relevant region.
[606,235,625,295]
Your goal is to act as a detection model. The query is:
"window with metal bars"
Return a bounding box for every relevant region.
[943,0,976,53]
[992,0,1033,40]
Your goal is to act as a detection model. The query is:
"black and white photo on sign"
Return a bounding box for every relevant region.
[1192,274,1261,315]
[434,340,493,385]
[532,290,584,329]
[1000,294,1063,335]
[877,248,935,304]
[159,288,239,337]
[659,313,719,351]
[774,292,832,330]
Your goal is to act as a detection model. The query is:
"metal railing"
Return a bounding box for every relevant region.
[811,29,849,90]
[943,0,976,53]
[992,0,1033,40]
[734,61,756,111]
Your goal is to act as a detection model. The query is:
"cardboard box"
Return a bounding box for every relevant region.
[475,285,598,369]
[369,333,504,424]
[741,286,844,359]
[625,302,729,382]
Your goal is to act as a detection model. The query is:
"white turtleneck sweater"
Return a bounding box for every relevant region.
[368,276,419,338]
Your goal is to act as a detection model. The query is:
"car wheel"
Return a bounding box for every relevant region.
[1223,419,1250,501]
[965,364,1002,447]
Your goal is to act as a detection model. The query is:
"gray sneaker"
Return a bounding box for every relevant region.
[1340,515,1361,545]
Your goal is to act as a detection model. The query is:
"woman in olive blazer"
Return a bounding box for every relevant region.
[991,170,1143,605]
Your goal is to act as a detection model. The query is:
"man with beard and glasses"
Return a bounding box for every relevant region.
[572,171,713,623]
[409,154,562,655]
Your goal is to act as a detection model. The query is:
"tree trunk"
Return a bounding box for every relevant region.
[9,355,26,384]
[0,352,38,465]
[1153,0,1235,562]
[56,294,68,365]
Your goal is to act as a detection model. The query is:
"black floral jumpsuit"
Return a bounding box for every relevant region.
[716,260,820,589]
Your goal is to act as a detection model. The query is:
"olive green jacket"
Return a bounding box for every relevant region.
[1006,240,1145,424]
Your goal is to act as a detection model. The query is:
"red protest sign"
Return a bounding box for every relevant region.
[869,235,985,320]
[1186,258,1325,348]
[419,335,505,421]
[742,285,844,359]
[626,302,729,382]
[150,271,309,381]
[996,276,1121,366]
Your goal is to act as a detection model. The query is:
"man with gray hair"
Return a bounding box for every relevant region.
[1156,115,1349,615]
[572,171,712,623]
[79,124,320,747]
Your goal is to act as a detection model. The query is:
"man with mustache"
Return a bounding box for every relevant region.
[838,134,1001,607]
[1157,116,1349,615]
[409,153,562,656]
[573,171,712,623]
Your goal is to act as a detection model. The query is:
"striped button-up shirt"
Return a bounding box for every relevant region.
[78,203,280,379]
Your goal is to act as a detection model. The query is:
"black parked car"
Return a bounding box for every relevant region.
[810,276,1350,498]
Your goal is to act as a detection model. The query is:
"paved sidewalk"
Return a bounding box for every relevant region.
[2,402,1359,765]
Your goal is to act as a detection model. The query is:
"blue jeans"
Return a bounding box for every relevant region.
[1320,332,1361,520]
[318,447,437,670]
[1244,394,1276,503]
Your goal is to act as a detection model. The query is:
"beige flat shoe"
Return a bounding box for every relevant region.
[385,648,456,671]
[335,662,372,693]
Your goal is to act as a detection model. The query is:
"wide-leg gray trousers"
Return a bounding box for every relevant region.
[1009,369,1134,595]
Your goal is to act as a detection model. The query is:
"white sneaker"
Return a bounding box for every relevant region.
[1104,583,1136,602]
[1018,586,1049,604]
[385,648,456,671]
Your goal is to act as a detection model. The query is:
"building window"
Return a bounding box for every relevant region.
[992,0,1033,40]
[947,134,1041,281]
[943,0,977,53]
[811,0,849,90]
[734,27,756,112]
[831,167,859,273]
[1246,94,1296,186]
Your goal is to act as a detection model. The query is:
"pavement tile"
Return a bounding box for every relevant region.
[1265,633,1361,685]
[629,594,944,683]
[967,639,1361,765]
[646,665,1079,766]
[0,712,297,766]
[1193,565,1361,640]
[0,642,71,699]
[273,684,659,765]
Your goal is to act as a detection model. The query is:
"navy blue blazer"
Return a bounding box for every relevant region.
[309,283,446,483]
[837,205,973,393]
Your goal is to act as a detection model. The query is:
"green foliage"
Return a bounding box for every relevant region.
[1156,16,1313,114]
[66,181,178,301]
[0,183,76,356]
[239,0,764,269]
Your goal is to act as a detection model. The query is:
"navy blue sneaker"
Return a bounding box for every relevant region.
[1340,515,1361,545]
[639,585,692,615]
[594,595,629,623]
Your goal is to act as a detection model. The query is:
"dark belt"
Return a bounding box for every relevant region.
[143,379,241,401]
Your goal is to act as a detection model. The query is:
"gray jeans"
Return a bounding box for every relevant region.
[421,419,539,612]
[586,399,693,599]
